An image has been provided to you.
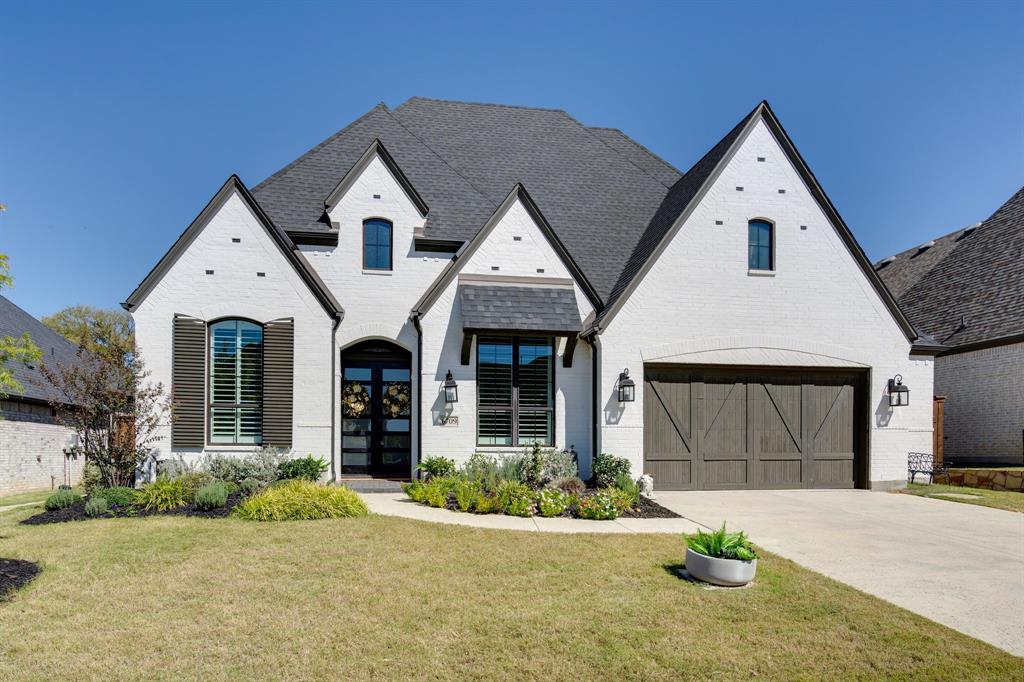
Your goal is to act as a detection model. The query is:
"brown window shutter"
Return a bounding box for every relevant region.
[171,314,206,448]
[262,318,294,448]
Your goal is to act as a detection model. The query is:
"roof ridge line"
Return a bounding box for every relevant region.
[253,103,390,192]
[581,124,678,189]
[587,125,683,181]
[397,95,569,115]
[382,106,498,210]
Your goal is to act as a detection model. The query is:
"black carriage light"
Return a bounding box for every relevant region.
[443,370,459,404]
[887,374,909,407]
[617,369,636,403]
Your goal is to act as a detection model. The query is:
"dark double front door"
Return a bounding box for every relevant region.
[341,342,412,478]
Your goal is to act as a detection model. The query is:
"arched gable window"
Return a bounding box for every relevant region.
[748,220,774,271]
[209,319,263,444]
[363,219,393,270]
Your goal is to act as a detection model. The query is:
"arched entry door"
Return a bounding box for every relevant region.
[340,340,412,478]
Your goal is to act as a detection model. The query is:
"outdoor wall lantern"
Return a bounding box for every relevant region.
[887,374,909,407]
[443,370,459,404]
[617,369,636,403]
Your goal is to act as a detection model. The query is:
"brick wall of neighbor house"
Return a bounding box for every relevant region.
[131,190,335,467]
[935,341,1024,462]
[419,197,595,476]
[0,400,81,494]
[598,119,934,488]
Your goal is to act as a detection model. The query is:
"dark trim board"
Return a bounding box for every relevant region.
[323,138,429,217]
[936,332,1024,357]
[642,364,868,491]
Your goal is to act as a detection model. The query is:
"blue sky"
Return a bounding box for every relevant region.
[2,1,1021,318]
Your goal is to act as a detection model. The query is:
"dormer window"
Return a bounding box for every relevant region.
[363,219,393,270]
[748,219,774,271]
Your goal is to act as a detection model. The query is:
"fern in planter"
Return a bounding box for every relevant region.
[686,524,758,562]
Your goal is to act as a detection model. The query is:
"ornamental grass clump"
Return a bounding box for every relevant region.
[137,479,187,511]
[453,479,481,512]
[232,480,368,521]
[277,456,329,482]
[686,524,758,562]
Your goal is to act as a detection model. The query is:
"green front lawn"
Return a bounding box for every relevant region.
[0,488,58,508]
[0,510,1017,679]
[899,483,1024,513]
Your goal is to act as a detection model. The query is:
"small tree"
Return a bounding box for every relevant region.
[42,346,169,488]
[0,253,42,399]
[42,304,133,364]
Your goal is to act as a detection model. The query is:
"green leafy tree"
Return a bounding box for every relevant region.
[0,253,43,399]
[42,304,133,364]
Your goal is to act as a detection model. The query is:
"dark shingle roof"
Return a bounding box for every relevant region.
[876,186,1024,347]
[459,284,582,333]
[0,295,81,404]
[253,97,690,303]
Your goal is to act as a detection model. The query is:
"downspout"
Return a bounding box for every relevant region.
[585,330,601,480]
[411,312,424,477]
[330,314,341,482]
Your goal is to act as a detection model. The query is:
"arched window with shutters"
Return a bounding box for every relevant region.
[208,319,263,444]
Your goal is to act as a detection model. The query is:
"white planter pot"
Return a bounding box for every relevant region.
[685,547,757,586]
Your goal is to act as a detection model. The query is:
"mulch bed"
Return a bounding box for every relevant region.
[0,558,41,599]
[19,492,245,526]
[621,496,680,518]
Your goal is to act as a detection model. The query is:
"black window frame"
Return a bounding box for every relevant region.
[362,218,393,271]
[748,219,775,271]
[475,335,556,447]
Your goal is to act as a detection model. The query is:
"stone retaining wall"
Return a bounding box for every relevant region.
[936,468,1024,492]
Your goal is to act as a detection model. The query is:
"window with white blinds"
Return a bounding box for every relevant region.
[476,336,554,446]
[209,319,263,444]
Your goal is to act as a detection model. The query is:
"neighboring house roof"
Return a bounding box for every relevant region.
[122,175,343,319]
[0,295,81,404]
[876,186,1024,349]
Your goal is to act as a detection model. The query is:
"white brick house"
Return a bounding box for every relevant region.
[877,186,1024,465]
[125,98,937,490]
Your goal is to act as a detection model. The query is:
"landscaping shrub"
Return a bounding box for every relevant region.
[453,479,481,512]
[494,480,532,515]
[402,480,428,503]
[461,453,501,491]
[592,453,631,488]
[424,476,459,508]
[195,482,230,511]
[92,486,138,508]
[278,456,328,482]
[555,477,586,495]
[520,443,546,487]
[536,488,572,517]
[472,492,500,514]
[418,456,457,480]
[158,455,199,480]
[81,462,103,495]
[613,473,640,507]
[203,447,284,485]
[239,478,263,496]
[44,490,81,511]
[177,471,214,503]
[576,491,620,520]
[496,453,527,483]
[137,479,186,511]
[541,448,578,485]
[687,523,758,561]
[84,496,109,518]
[232,480,368,521]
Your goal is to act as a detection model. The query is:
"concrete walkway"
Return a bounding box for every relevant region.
[654,489,1024,657]
[365,489,1024,657]
[362,493,703,534]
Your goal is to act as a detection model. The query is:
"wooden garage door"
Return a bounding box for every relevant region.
[643,366,865,490]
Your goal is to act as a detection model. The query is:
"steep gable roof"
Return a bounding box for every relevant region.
[0,295,81,404]
[122,176,342,319]
[877,186,1024,348]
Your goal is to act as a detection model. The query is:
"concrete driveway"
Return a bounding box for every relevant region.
[656,489,1024,657]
